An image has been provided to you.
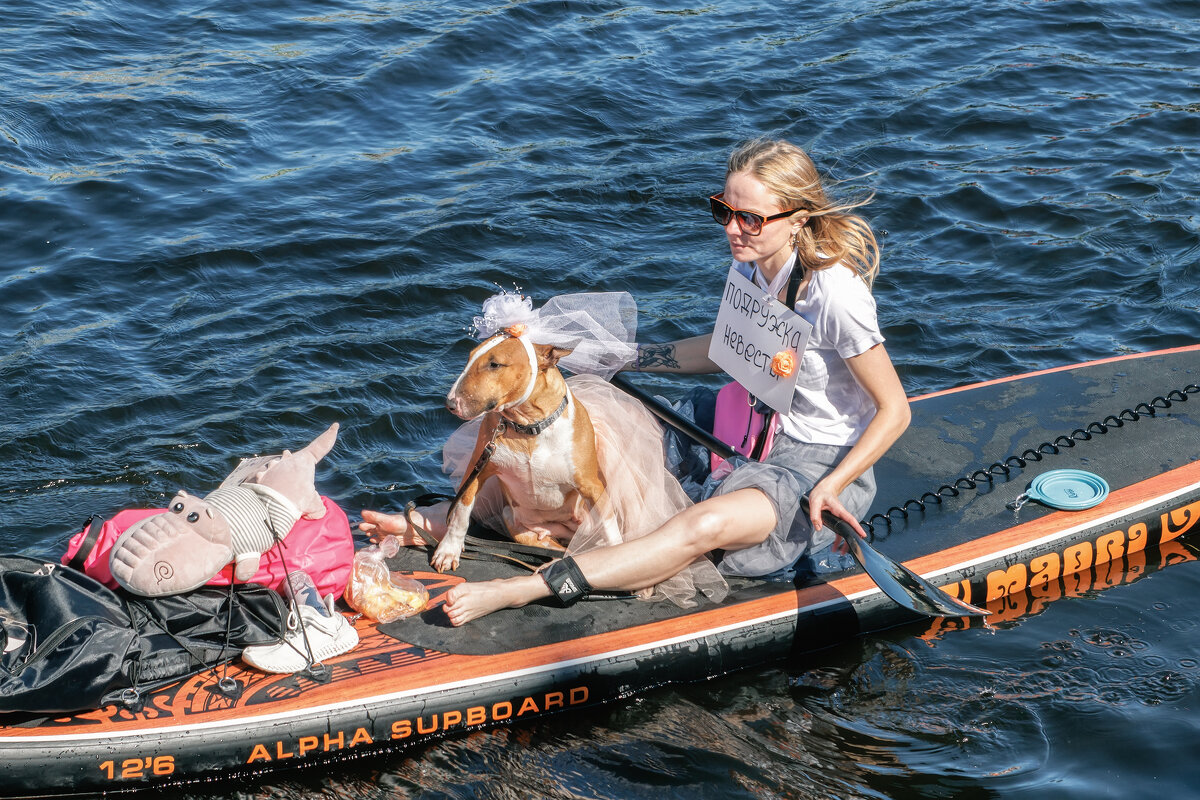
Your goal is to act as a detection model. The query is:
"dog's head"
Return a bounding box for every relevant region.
[446,334,572,420]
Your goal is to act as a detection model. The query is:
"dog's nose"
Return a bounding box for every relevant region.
[445,393,468,418]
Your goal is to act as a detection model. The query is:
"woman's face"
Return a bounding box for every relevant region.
[720,170,801,268]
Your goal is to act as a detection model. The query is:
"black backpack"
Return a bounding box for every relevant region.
[0,556,286,715]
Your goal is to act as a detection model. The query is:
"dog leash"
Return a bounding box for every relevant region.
[402,489,564,573]
[443,419,507,516]
[401,393,634,600]
[444,390,571,517]
[398,496,631,599]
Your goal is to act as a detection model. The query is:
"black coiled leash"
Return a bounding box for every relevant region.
[863,381,1200,538]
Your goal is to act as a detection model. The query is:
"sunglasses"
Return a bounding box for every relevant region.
[709,192,801,236]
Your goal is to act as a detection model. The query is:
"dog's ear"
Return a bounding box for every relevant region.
[534,344,574,369]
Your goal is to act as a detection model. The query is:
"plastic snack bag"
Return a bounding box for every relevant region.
[343,536,429,623]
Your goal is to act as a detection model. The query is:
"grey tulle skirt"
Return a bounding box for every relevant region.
[706,436,876,580]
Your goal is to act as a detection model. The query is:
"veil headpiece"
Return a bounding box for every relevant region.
[470,290,637,382]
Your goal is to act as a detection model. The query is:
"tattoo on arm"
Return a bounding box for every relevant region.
[637,344,679,370]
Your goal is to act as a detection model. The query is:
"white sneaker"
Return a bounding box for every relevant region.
[242,595,359,674]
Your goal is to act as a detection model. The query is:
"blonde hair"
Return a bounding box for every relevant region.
[726,138,880,287]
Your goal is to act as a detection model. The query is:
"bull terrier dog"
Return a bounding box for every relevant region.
[433,330,621,573]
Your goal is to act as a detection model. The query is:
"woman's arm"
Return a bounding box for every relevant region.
[632,333,722,374]
[807,342,911,536]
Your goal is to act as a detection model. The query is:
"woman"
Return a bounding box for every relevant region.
[433,138,910,625]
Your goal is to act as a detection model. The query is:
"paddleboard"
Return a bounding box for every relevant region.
[1,344,1198,798]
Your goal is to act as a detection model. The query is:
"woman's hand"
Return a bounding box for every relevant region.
[808,478,868,553]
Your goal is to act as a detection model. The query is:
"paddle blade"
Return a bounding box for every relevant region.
[820,510,989,618]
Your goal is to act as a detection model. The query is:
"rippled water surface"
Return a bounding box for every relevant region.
[2,0,1198,797]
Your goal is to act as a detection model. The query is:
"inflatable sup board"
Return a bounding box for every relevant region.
[1,344,1198,798]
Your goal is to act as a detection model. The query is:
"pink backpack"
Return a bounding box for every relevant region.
[710,382,777,479]
[62,495,354,598]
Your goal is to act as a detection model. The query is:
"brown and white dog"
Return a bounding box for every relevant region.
[433,330,622,573]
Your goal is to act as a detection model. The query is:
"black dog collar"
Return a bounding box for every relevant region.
[506,394,569,436]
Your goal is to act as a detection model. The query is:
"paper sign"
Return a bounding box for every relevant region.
[707,266,812,414]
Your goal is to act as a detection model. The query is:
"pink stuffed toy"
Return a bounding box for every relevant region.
[109,423,339,597]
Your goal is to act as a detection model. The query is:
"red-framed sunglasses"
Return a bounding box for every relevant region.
[709,192,802,236]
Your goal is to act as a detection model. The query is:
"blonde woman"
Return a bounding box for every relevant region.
[441,138,911,625]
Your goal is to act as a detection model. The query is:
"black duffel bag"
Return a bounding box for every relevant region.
[0,556,286,715]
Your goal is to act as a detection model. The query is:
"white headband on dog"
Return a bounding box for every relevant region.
[463,331,540,409]
[470,290,638,381]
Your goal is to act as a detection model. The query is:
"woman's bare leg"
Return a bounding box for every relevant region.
[358,500,451,547]
[442,488,776,626]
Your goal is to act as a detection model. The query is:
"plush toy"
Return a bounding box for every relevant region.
[109,423,339,597]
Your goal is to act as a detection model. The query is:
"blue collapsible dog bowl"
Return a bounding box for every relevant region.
[1024,469,1110,511]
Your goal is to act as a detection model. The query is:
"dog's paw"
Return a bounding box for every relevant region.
[432,522,468,573]
[430,543,461,573]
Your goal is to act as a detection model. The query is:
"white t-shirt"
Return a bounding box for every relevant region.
[734,257,884,446]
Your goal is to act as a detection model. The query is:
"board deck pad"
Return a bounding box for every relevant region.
[378,550,774,656]
[864,349,1200,562]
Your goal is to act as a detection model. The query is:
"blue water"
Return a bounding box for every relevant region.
[3,0,1199,797]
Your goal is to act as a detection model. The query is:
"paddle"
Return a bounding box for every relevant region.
[610,373,988,618]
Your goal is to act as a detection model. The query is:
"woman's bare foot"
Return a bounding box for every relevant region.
[358,508,428,547]
[442,575,551,626]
